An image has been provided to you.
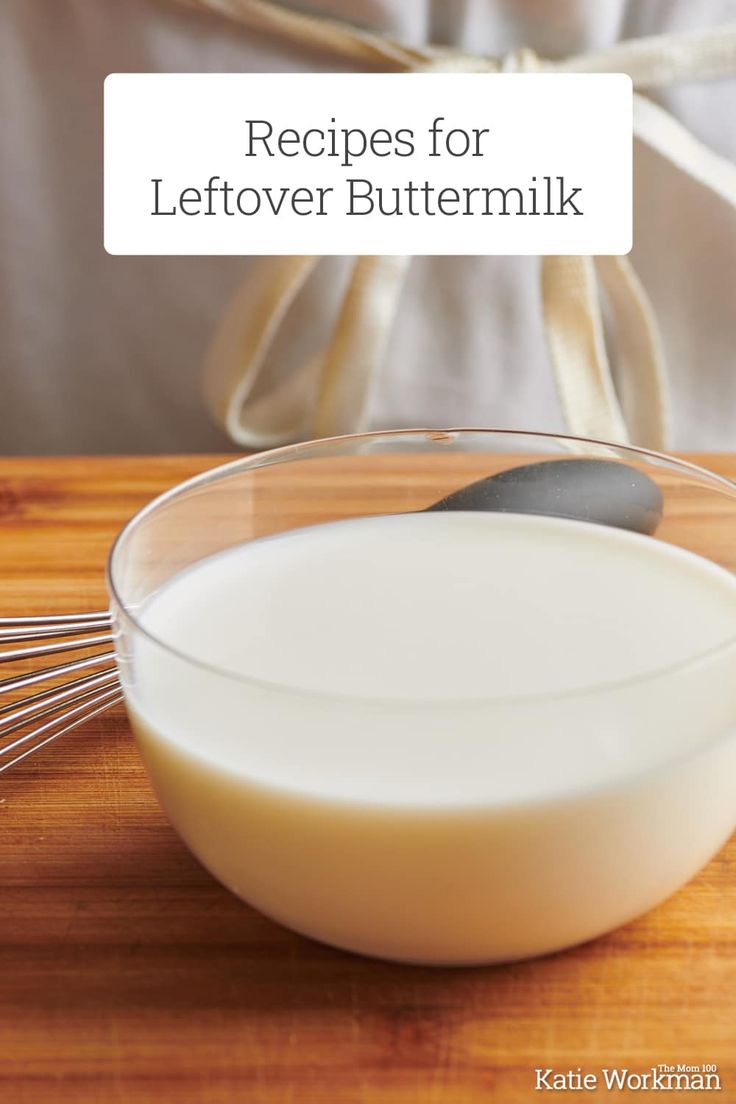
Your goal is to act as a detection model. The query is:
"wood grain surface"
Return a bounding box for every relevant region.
[1,452,735,1104]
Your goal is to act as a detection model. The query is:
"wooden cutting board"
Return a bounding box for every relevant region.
[0,453,734,1104]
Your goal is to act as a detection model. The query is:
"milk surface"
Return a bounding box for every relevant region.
[131,512,736,804]
[126,512,736,962]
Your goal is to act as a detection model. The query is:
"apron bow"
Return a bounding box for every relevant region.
[181,0,736,449]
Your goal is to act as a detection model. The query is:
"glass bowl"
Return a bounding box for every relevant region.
[107,429,736,964]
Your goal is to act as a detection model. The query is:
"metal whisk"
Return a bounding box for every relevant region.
[0,612,123,774]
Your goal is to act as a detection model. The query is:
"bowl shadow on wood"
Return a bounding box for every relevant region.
[2,714,730,1095]
[1,707,653,1022]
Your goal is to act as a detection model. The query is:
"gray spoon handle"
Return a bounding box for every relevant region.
[427,458,663,536]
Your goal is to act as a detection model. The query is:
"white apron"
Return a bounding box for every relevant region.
[2,0,736,453]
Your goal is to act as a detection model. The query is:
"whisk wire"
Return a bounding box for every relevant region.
[0,621,113,642]
[0,633,114,664]
[0,651,117,695]
[0,689,124,774]
[0,668,119,732]
[0,611,111,627]
[0,611,122,773]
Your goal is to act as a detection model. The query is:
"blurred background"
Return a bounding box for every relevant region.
[2,0,736,455]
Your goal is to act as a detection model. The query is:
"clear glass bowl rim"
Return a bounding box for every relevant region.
[106,427,736,709]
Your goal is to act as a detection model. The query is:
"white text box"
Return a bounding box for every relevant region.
[104,73,632,256]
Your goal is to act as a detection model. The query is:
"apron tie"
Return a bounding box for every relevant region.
[175,0,736,449]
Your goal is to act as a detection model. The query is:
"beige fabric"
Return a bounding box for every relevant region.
[541,257,629,444]
[595,255,670,449]
[203,255,320,447]
[3,1,736,454]
[313,256,412,438]
[187,0,736,451]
